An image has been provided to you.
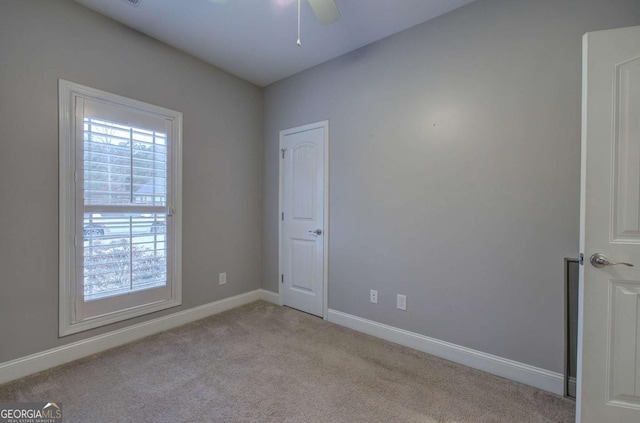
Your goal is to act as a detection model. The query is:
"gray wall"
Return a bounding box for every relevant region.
[263,0,640,373]
[0,0,262,363]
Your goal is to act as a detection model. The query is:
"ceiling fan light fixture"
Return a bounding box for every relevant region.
[307,0,340,26]
[121,0,142,6]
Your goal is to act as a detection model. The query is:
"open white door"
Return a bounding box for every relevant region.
[279,121,329,318]
[579,25,640,423]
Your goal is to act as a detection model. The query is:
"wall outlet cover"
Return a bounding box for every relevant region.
[397,294,407,311]
[370,289,378,304]
[219,272,227,285]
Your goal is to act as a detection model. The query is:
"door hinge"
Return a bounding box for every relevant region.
[281,274,284,283]
[579,253,584,266]
[74,171,78,183]
[281,148,286,159]
[281,212,284,221]
[74,235,78,247]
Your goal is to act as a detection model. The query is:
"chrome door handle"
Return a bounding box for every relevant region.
[309,229,323,236]
[590,253,634,268]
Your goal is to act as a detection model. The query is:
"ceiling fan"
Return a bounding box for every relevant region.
[295,0,339,46]
[307,0,340,26]
[206,0,339,25]
[207,0,340,46]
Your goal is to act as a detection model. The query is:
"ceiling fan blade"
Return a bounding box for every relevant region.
[307,0,340,25]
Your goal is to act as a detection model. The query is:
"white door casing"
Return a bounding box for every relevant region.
[279,121,329,318]
[579,25,640,423]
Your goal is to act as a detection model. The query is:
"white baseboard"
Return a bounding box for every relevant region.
[0,289,263,385]
[568,376,576,398]
[0,293,564,396]
[259,289,280,305]
[327,309,564,395]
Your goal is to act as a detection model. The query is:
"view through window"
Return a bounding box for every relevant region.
[82,117,168,300]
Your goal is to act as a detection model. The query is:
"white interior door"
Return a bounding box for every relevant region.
[279,121,328,318]
[579,25,640,423]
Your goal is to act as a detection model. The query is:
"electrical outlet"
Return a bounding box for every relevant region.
[219,272,227,285]
[370,289,378,304]
[397,294,407,311]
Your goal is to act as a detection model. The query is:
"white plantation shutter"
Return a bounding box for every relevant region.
[82,111,168,300]
[59,81,182,335]
[83,116,167,207]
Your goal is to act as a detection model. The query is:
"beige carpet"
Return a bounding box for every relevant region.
[0,301,574,422]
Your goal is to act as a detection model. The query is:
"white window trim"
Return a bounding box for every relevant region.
[59,79,183,337]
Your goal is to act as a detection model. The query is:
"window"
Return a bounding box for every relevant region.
[59,80,182,336]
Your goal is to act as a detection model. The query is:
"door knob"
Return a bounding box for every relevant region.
[309,229,322,236]
[590,253,634,268]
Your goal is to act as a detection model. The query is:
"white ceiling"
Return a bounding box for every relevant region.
[74,0,476,87]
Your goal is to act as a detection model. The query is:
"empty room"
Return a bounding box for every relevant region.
[1,0,640,421]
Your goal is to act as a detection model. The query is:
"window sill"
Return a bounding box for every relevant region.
[59,298,182,337]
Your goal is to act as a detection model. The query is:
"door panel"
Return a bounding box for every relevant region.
[609,280,640,406]
[613,57,640,242]
[291,239,316,292]
[580,25,640,422]
[280,122,327,317]
[292,144,317,220]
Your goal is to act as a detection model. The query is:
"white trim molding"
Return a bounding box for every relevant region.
[328,309,564,395]
[260,289,280,305]
[1,295,563,396]
[569,376,577,398]
[58,79,184,336]
[0,290,263,385]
